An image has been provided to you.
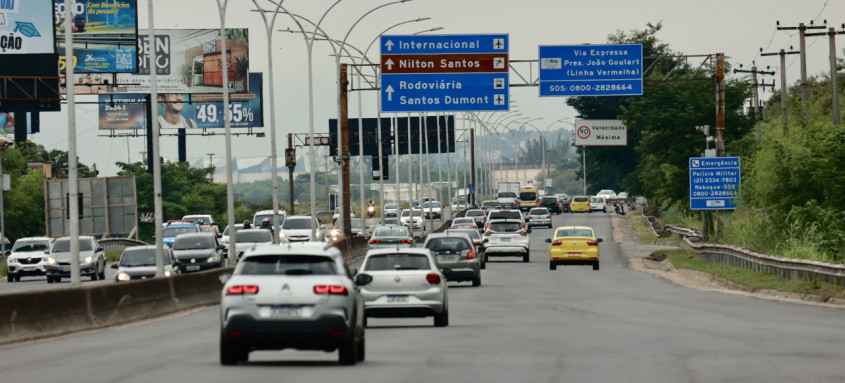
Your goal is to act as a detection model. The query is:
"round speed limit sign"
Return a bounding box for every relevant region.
[577,126,591,140]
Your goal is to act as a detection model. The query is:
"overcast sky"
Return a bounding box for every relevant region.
[28,0,845,176]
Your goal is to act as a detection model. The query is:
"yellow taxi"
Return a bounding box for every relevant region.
[545,226,602,270]
[569,196,591,213]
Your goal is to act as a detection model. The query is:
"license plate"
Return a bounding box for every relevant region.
[23,266,35,271]
[438,255,457,262]
[270,306,302,317]
[568,253,582,257]
[500,238,511,242]
[61,266,70,272]
[186,265,200,271]
[386,295,409,303]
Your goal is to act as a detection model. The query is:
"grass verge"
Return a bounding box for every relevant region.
[657,248,845,299]
[630,212,680,246]
[0,261,6,277]
[106,250,122,263]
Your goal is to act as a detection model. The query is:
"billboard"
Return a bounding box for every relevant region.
[97,72,263,130]
[574,119,627,146]
[111,28,250,94]
[328,115,455,156]
[45,176,138,237]
[0,0,56,54]
[54,0,138,73]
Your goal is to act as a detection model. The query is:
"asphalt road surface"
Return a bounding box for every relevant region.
[2,211,844,382]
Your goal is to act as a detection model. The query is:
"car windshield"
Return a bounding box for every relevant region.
[254,214,282,227]
[222,225,242,236]
[384,203,398,209]
[52,238,93,252]
[163,226,197,237]
[573,197,589,202]
[236,230,272,243]
[490,212,520,220]
[425,237,472,253]
[237,255,337,275]
[200,226,215,233]
[282,218,312,230]
[12,240,50,252]
[365,253,431,271]
[556,229,594,238]
[520,192,537,201]
[374,227,409,237]
[423,202,441,208]
[173,236,216,250]
[530,209,549,215]
[401,210,422,217]
[488,222,523,232]
[446,229,481,240]
[120,248,172,266]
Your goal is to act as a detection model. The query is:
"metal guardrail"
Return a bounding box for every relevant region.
[639,209,845,288]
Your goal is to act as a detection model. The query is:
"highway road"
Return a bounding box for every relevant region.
[2,211,844,382]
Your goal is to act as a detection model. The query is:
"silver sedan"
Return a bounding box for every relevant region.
[219,244,365,365]
[355,248,449,327]
[368,225,415,249]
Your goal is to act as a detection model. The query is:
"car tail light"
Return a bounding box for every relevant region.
[450,226,457,229]
[314,285,349,295]
[551,240,562,246]
[521,222,526,228]
[485,230,493,236]
[475,241,483,247]
[426,273,441,284]
[466,249,474,260]
[226,285,259,295]
[546,215,551,219]
[555,202,560,205]
[518,229,526,236]
[485,223,489,229]
[400,239,413,244]
[587,240,599,246]
[369,239,381,244]
[470,225,477,229]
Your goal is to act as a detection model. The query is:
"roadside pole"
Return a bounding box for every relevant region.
[64,0,81,287]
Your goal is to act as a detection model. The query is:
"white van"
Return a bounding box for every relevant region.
[590,196,607,213]
[253,210,286,228]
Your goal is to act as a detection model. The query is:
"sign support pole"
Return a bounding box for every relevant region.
[64,0,81,287]
[582,145,587,195]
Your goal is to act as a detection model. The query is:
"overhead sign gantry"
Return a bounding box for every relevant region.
[380,34,509,112]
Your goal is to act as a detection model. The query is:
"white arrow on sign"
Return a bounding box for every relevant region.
[384,40,394,51]
[385,85,394,101]
[385,58,394,70]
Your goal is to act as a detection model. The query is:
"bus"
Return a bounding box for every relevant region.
[519,186,539,212]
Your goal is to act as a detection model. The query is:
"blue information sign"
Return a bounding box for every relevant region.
[538,44,643,97]
[689,157,741,210]
[380,34,509,113]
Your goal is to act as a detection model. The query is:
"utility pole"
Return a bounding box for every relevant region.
[287,134,295,215]
[340,64,351,238]
[470,126,476,207]
[777,21,827,124]
[805,24,845,127]
[733,63,775,140]
[715,53,726,242]
[761,47,800,135]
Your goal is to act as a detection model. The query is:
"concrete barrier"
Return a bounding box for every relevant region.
[329,236,369,261]
[0,267,231,346]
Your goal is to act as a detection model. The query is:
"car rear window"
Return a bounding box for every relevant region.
[364,253,431,271]
[236,230,272,243]
[452,218,475,225]
[540,197,557,203]
[573,197,589,202]
[425,237,472,252]
[519,192,537,200]
[488,222,523,232]
[374,227,410,237]
[529,208,549,215]
[173,235,217,250]
[446,229,481,240]
[489,212,520,220]
[237,255,338,275]
[466,211,484,217]
[555,229,594,237]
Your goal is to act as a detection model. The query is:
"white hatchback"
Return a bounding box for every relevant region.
[590,196,607,213]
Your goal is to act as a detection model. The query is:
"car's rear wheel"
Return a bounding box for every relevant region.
[593,262,600,271]
[54,277,61,283]
[523,251,530,263]
[46,276,54,284]
[480,257,486,269]
[338,332,358,365]
[434,304,449,327]
[356,333,365,362]
[472,275,481,287]
[549,261,556,270]
[219,334,248,365]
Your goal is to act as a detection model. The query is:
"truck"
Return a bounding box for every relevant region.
[519,186,539,212]
[497,182,520,199]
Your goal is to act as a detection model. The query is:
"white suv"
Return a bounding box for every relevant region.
[6,237,53,282]
[219,243,365,365]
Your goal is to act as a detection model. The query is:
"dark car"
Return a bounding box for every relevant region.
[171,232,224,272]
[539,196,562,214]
